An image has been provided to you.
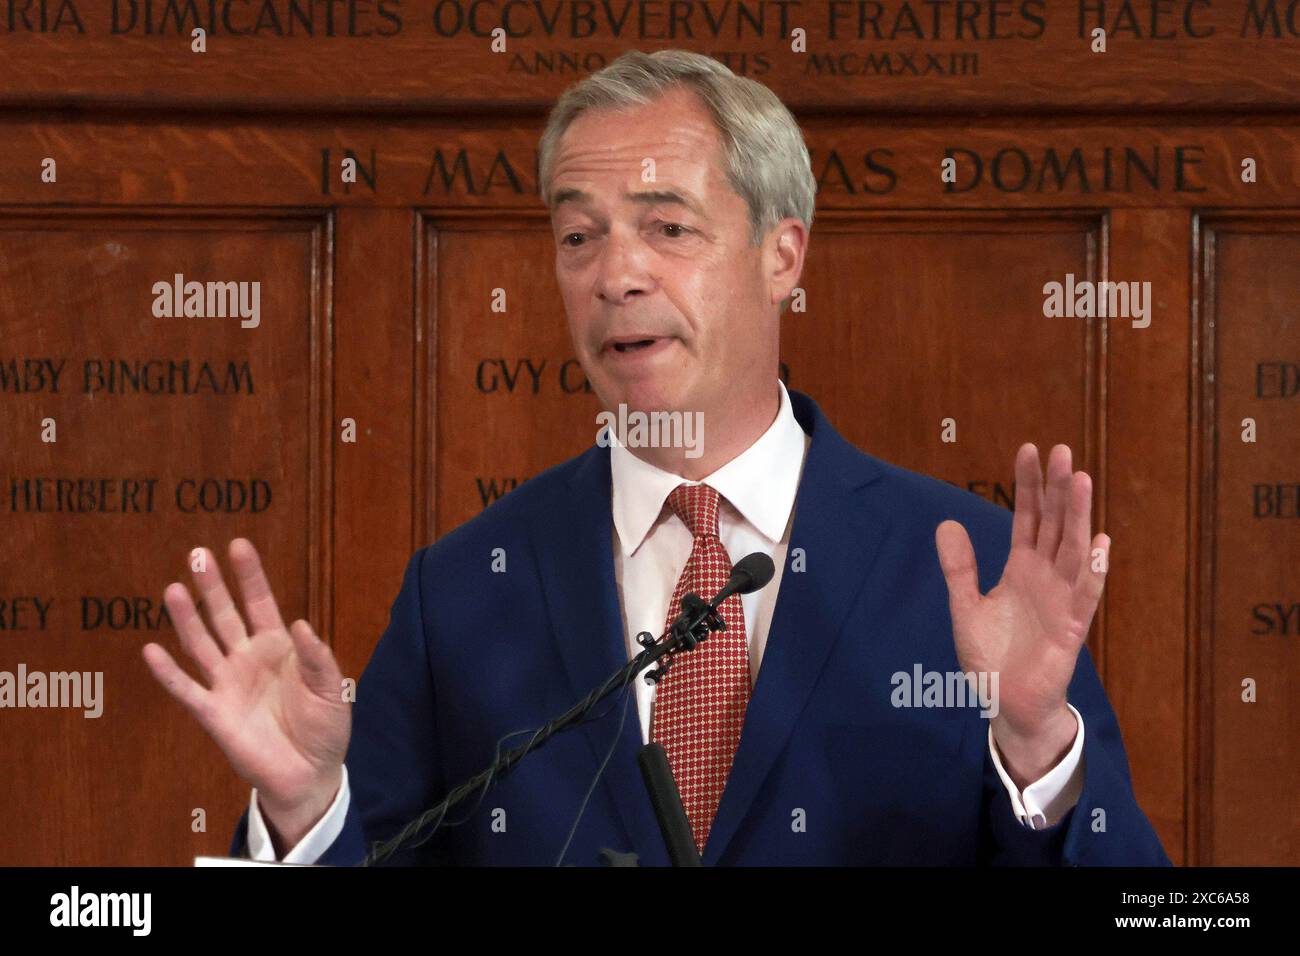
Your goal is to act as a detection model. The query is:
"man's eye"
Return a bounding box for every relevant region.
[658,222,689,238]
[561,232,586,248]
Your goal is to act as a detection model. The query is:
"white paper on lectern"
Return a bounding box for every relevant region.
[194,856,318,867]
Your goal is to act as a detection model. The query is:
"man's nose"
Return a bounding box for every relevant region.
[595,231,652,303]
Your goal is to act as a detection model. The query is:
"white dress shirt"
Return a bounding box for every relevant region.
[247,379,1084,862]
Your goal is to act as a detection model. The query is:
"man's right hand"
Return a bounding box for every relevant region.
[142,537,352,853]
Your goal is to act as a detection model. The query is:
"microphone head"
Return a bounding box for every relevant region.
[729,552,775,595]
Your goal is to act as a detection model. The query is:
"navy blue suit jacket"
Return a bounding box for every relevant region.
[232,389,1170,866]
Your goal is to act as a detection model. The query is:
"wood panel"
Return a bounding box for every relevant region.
[0,210,330,865]
[1194,212,1300,866]
[1105,205,1193,863]
[424,213,603,535]
[332,206,418,684]
[1,2,1298,112]
[3,119,1300,209]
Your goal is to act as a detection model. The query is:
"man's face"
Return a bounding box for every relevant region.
[547,86,789,419]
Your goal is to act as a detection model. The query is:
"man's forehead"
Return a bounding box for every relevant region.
[551,129,718,182]
[550,185,707,218]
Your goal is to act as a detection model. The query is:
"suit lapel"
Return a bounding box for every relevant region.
[527,443,670,865]
[701,390,891,865]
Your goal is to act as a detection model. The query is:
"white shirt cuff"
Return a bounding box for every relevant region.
[247,765,351,864]
[988,703,1085,830]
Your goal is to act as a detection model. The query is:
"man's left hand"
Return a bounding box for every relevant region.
[935,443,1107,789]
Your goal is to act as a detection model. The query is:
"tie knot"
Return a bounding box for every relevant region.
[667,482,722,540]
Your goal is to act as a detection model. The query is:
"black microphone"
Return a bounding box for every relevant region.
[714,551,775,605]
[637,742,702,867]
[666,553,775,651]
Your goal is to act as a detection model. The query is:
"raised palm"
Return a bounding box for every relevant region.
[935,443,1108,740]
[142,538,351,811]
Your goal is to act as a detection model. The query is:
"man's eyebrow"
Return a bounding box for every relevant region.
[625,188,706,217]
[551,187,592,209]
[551,187,706,218]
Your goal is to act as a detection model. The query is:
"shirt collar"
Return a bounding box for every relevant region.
[609,379,809,557]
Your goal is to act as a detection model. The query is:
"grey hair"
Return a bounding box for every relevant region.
[537,49,816,249]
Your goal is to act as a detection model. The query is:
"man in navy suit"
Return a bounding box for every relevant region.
[143,50,1169,866]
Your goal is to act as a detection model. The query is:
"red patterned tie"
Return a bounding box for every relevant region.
[649,482,751,855]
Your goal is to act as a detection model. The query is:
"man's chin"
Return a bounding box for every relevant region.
[601,385,692,416]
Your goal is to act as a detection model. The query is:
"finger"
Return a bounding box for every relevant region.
[229,538,287,636]
[1055,471,1094,579]
[142,642,214,730]
[1036,444,1074,559]
[288,620,344,698]
[1070,533,1110,630]
[190,546,250,652]
[1011,443,1043,550]
[162,581,225,683]
[935,520,981,615]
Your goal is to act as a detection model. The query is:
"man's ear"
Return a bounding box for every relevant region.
[767,217,808,309]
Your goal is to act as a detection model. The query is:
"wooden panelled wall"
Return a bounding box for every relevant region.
[0,2,1297,866]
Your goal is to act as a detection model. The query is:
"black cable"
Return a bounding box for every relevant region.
[554,676,637,866]
[408,724,548,847]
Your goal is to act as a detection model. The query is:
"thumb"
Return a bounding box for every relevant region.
[935,519,981,616]
[288,619,343,697]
